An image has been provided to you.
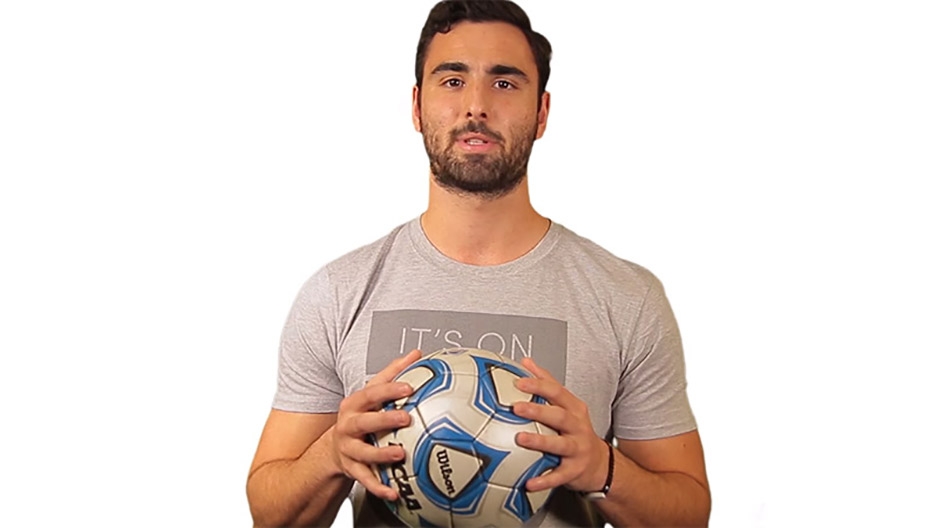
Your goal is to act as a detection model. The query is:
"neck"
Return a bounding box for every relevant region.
[422,174,550,266]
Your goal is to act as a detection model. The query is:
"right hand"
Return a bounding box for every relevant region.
[329,349,421,501]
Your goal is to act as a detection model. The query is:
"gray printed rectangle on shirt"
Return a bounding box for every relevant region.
[366,309,567,384]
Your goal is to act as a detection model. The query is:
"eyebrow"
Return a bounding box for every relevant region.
[429,61,530,82]
[430,61,469,75]
[488,64,529,80]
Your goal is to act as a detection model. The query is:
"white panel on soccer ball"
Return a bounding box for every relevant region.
[416,374,493,438]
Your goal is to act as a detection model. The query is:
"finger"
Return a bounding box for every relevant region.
[367,349,422,386]
[525,463,575,492]
[515,430,576,458]
[344,409,412,437]
[512,401,571,433]
[342,381,414,413]
[521,357,558,383]
[347,461,399,501]
[343,440,407,466]
[363,382,415,409]
[514,376,576,409]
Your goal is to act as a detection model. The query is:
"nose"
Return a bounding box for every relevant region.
[463,83,489,120]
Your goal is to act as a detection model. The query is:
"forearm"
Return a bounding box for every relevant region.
[595,448,711,527]
[247,427,353,527]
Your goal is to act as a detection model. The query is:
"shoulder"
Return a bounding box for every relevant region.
[551,222,664,298]
[292,222,411,306]
[322,221,409,277]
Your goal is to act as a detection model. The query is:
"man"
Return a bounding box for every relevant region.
[247,1,710,526]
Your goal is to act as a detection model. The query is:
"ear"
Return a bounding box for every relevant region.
[535,91,551,140]
[412,85,422,133]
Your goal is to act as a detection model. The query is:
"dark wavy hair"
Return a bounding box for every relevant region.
[415,0,552,102]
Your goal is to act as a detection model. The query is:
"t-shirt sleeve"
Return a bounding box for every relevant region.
[272,268,346,413]
[613,274,697,440]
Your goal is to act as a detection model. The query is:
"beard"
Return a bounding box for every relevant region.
[422,118,537,200]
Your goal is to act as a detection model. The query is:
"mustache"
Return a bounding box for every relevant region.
[449,122,504,144]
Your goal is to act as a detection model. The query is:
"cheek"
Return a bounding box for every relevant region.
[421,94,461,123]
[504,109,539,138]
[422,112,456,142]
[425,107,459,129]
[519,105,539,125]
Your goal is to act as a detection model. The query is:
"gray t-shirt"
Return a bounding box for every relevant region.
[274,218,697,527]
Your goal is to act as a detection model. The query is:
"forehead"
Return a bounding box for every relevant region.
[423,21,536,75]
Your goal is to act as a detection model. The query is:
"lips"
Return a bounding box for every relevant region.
[454,133,499,153]
[457,133,496,146]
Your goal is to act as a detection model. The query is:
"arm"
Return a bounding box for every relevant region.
[514,358,710,527]
[595,431,710,527]
[247,411,350,527]
[247,350,421,527]
[249,410,357,527]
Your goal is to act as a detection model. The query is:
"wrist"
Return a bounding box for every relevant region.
[588,437,610,490]
[318,426,347,479]
[580,438,614,501]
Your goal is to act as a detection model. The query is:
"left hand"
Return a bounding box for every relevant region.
[512,357,610,494]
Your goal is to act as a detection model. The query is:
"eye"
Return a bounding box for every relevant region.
[494,80,515,90]
[444,78,464,88]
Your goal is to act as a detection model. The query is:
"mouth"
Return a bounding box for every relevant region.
[458,133,495,144]
[455,133,498,153]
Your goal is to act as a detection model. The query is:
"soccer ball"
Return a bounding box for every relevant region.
[371,348,560,528]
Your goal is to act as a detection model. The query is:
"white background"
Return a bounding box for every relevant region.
[1,1,935,526]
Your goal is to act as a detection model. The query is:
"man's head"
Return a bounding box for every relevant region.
[416,0,552,106]
[413,0,553,199]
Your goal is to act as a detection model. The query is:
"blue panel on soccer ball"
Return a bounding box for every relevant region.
[505,453,561,521]
[471,355,542,425]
